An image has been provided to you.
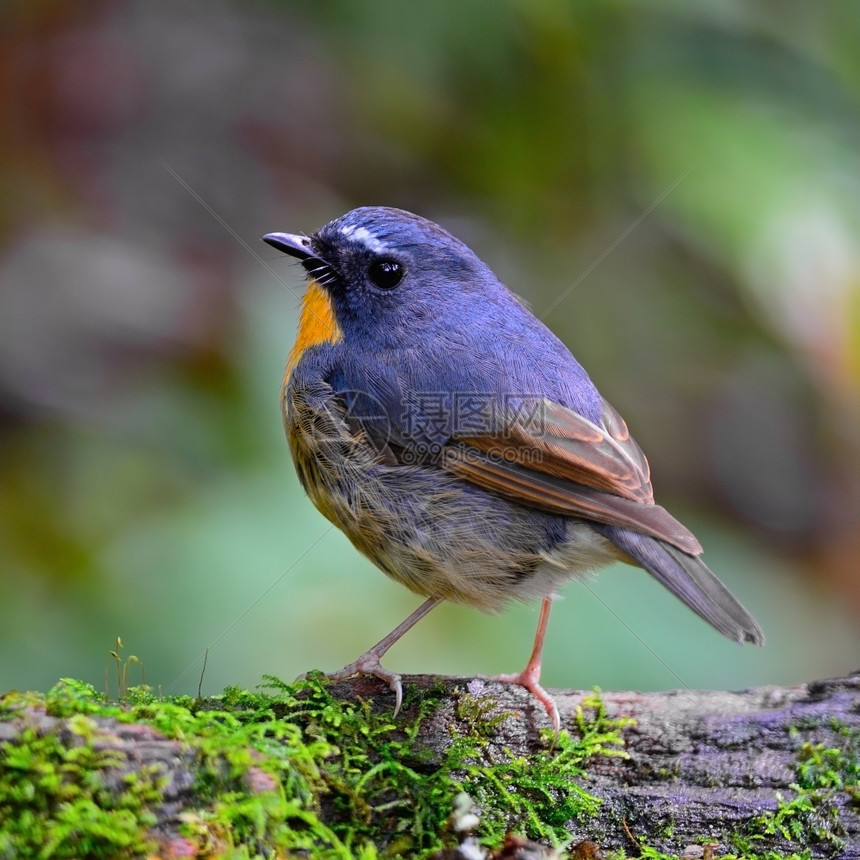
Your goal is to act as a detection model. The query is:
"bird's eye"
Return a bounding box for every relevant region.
[368,259,403,289]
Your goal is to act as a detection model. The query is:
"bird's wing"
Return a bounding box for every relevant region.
[441,397,703,555]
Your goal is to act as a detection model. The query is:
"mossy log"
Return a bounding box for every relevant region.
[457,671,860,857]
[0,671,857,858]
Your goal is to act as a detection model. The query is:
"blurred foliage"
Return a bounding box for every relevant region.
[0,0,857,697]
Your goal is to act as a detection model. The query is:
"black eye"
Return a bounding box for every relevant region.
[368,259,403,289]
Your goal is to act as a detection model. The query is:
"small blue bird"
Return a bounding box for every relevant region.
[263,207,764,731]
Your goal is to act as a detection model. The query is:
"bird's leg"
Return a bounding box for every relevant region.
[490,595,560,735]
[316,596,443,715]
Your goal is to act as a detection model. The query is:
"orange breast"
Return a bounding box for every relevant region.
[284,282,343,384]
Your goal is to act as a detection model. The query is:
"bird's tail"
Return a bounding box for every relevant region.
[598,525,765,646]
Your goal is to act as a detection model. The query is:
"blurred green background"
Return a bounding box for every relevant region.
[0,0,857,699]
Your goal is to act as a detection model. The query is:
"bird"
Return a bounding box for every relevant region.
[263,206,764,732]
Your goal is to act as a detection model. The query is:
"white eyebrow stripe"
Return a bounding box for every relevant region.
[339,224,388,253]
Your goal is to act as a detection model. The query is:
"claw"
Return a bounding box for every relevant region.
[492,669,560,737]
[296,597,442,718]
[322,655,404,716]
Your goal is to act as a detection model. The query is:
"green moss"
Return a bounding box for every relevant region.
[447,689,632,843]
[0,703,164,859]
[0,676,632,858]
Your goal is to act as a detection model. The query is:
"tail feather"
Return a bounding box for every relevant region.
[598,525,765,646]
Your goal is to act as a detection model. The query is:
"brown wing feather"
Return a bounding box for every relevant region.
[443,397,702,555]
[460,398,653,503]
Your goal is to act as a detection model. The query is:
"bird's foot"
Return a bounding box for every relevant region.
[298,653,404,716]
[485,666,561,738]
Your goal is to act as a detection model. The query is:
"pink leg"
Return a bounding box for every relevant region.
[318,597,443,715]
[491,596,560,735]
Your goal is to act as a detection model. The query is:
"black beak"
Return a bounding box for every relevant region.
[263,231,340,288]
[262,232,316,261]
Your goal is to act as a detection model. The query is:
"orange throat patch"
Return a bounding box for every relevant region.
[285,281,343,382]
